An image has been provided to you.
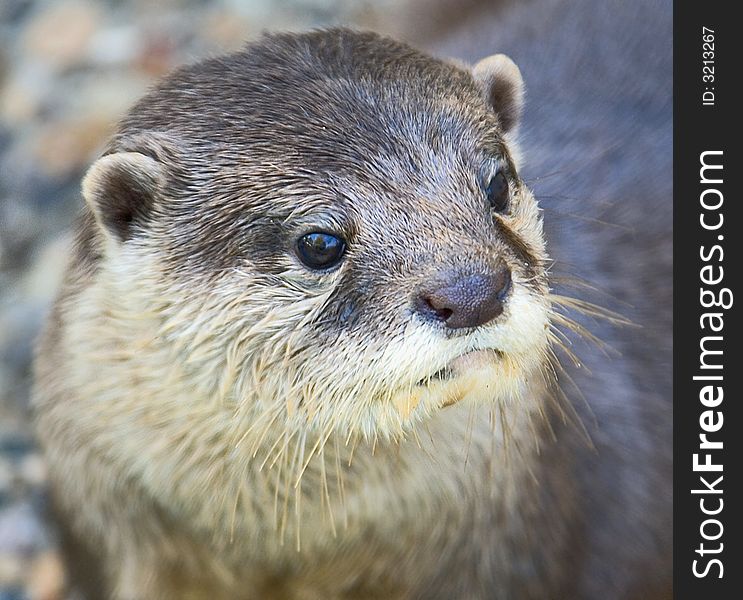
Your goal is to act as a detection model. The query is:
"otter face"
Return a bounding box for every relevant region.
[82,31,550,441]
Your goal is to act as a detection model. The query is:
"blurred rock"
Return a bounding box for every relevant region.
[202,10,256,51]
[0,502,48,554]
[0,62,54,124]
[135,31,179,78]
[22,1,101,72]
[86,25,141,67]
[32,117,111,179]
[21,235,71,305]
[0,0,33,25]
[0,458,12,501]
[0,554,24,587]
[19,455,46,489]
[27,551,65,600]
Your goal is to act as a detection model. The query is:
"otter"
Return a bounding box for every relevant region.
[33,8,672,600]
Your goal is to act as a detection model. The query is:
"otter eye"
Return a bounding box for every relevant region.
[296,232,346,270]
[485,171,510,213]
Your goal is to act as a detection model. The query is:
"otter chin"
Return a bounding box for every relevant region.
[396,348,528,419]
[420,348,504,385]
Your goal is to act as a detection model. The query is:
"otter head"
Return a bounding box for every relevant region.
[81,30,549,443]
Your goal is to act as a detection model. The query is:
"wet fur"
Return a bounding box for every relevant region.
[33,1,672,598]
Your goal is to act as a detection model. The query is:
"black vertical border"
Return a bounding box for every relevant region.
[674,1,740,598]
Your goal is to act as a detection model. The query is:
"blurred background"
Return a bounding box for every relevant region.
[1,0,671,598]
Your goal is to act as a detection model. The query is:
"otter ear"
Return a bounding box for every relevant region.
[82,151,165,243]
[472,54,524,134]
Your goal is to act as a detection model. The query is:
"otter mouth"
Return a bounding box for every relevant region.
[417,367,454,386]
[415,348,502,387]
[392,348,507,418]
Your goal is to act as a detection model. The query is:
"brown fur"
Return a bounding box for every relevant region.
[33,9,672,599]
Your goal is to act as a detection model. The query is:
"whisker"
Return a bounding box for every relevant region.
[541,206,635,232]
[542,353,595,449]
[550,293,633,327]
[463,401,476,470]
[333,434,348,530]
[320,444,336,537]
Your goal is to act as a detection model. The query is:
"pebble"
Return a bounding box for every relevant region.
[0,460,12,500]
[0,502,48,554]
[27,552,65,600]
[0,62,54,124]
[202,10,256,51]
[86,25,141,67]
[22,1,101,71]
[0,554,24,586]
[32,116,112,179]
[19,455,46,489]
[21,235,71,305]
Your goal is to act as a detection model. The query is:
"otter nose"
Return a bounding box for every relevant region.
[414,267,512,329]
